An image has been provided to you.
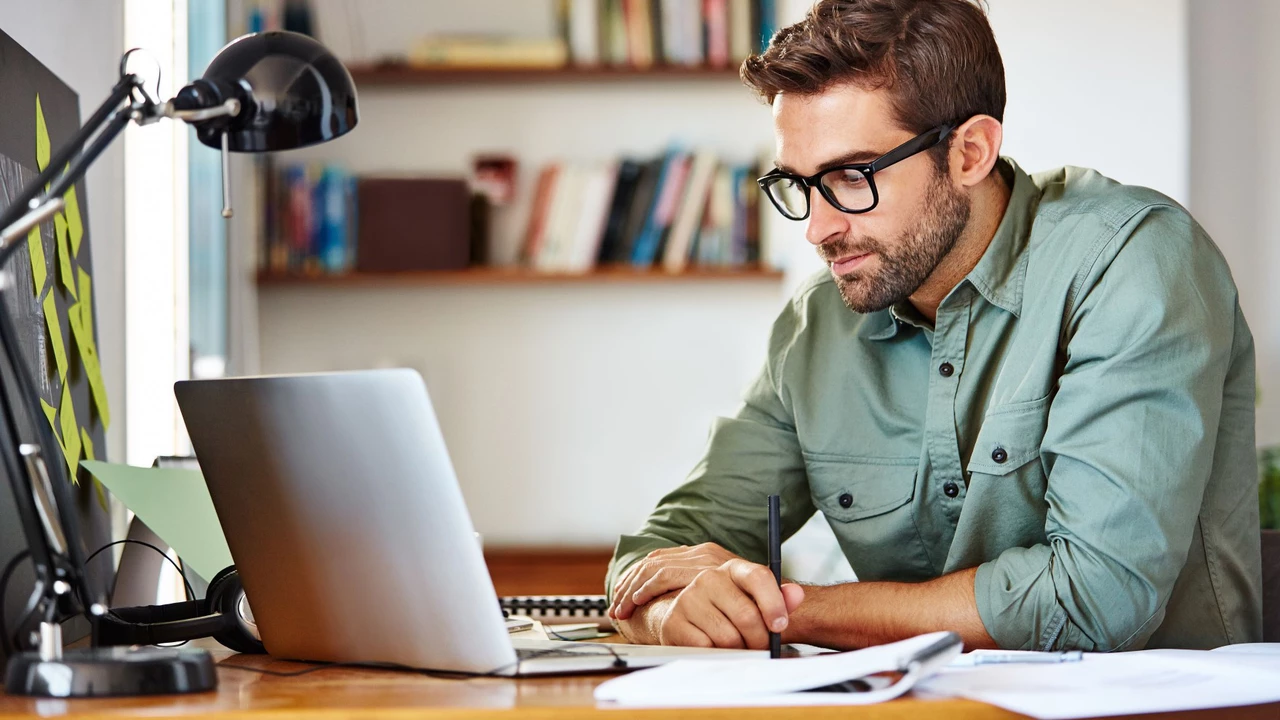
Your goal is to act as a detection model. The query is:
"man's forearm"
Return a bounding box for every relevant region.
[785,567,998,650]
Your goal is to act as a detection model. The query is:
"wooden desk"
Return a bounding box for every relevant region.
[1,639,1277,719]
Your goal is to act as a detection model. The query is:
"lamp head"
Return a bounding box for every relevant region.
[173,31,358,152]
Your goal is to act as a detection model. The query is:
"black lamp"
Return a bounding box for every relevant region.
[0,31,356,698]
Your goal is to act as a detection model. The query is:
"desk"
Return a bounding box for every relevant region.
[1,639,1277,719]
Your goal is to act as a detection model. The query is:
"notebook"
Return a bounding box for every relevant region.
[499,595,610,629]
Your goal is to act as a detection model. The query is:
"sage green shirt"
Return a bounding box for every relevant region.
[607,158,1263,652]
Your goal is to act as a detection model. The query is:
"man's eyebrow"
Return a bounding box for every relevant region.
[775,149,882,176]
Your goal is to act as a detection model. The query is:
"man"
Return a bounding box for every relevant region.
[606,0,1262,652]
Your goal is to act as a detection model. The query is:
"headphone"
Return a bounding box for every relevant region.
[95,566,265,654]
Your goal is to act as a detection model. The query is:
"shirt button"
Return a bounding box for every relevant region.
[992,447,1008,464]
[838,493,853,508]
[943,482,959,498]
[938,362,954,377]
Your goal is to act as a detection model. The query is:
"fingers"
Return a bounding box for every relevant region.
[674,584,748,648]
[629,567,700,611]
[726,560,789,633]
[781,582,805,613]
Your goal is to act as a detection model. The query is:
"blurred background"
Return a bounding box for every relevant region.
[3,0,1276,594]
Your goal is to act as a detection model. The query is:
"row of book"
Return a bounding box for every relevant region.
[559,0,779,68]
[522,151,769,273]
[260,162,358,276]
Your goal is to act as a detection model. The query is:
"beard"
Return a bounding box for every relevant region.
[819,169,971,314]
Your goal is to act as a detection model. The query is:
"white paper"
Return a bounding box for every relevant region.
[920,649,1280,719]
[594,632,955,708]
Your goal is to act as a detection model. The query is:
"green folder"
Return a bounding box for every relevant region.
[81,460,232,580]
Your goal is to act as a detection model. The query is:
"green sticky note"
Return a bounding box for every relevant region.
[67,302,109,429]
[42,292,67,381]
[58,380,81,484]
[64,184,83,258]
[81,461,233,581]
[54,212,76,300]
[35,94,50,172]
[27,226,46,296]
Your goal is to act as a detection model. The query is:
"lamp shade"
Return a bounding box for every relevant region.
[186,31,358,152]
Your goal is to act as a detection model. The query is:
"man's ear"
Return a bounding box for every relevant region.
[950,115,1003,188]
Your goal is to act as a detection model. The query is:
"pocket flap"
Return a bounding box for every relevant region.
[804,455,917,522]
[966,395,1051,477]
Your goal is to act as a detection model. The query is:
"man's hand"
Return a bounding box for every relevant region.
[609,543,744,621]
[615,558,805,649]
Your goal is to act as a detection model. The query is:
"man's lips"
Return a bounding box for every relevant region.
[829,253,872,274]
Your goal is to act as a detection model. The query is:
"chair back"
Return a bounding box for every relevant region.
[1264,530,1280,642]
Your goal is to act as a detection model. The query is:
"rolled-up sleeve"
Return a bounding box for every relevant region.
[975,208,1240,651]
[605,295,817,601]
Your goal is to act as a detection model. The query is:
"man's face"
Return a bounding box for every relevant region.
[772,86,971,313]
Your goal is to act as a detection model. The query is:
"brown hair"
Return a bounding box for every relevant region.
[741,0,1006,140]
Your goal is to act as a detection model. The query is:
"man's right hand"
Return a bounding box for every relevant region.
[613,558,805,648]
[608,542,743,621]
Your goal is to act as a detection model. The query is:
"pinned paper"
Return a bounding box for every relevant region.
[57,381,81,484]
[81,461,234,581]
[35,94,50,171]
[67,302,109,429]
[79,428,107,511]
[42,292,67,381]
[54,212,76,299]
[64,185,83,258]
[27,226,46,295]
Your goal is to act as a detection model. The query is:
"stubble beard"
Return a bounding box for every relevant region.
[822,170,972,314]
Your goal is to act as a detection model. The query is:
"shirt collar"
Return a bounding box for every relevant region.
[865,157,1038,342]
[964,157,1038,319]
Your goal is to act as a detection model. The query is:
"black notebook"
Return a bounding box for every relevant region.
[499,595,610,629]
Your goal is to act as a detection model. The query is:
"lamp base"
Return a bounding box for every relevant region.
[4,646,217,697]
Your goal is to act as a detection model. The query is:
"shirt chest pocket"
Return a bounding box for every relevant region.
[803,455,934,581]
[966,394,1051,480]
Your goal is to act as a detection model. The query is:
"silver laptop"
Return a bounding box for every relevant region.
[174,369,764,675]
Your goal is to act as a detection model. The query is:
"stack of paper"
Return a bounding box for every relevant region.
[921,645,1280,719]
[594,632,960,708]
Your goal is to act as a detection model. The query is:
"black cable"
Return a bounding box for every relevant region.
[0,550,32,655]
[85,539,197,604]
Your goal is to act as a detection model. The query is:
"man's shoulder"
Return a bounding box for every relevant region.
[1028,164,1190,232]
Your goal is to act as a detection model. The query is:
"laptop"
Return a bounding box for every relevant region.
[174,369,764,676]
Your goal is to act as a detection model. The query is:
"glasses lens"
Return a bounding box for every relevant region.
[763,176,809,219]
[820,168,875,212]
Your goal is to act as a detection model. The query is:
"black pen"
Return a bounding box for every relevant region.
[767,494,782,659]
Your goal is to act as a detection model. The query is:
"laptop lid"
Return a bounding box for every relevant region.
[175,369,516,674]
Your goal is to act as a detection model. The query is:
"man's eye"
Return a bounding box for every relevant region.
[827,170,868,188]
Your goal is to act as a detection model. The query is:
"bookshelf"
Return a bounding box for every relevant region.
[256,266,783,287]
[349,63,744,87]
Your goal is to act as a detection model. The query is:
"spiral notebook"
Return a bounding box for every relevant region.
[499,595,610,629]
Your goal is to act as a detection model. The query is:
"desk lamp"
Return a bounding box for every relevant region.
[0,31,357,697]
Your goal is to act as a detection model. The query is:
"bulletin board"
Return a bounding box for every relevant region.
[0,26,114,630]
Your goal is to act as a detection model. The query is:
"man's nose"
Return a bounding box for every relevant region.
[804,186,850,247]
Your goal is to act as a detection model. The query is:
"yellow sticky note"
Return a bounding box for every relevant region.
[58,381,81,485]
[42,293,67,381]
[64,184,83,257]
[68,304,109,429]
[54,213,76,300]
[77,269,94,342]
[27,226,46,296]
[79,427,94,461]
[40,398,56,428]
[35,94,50,172]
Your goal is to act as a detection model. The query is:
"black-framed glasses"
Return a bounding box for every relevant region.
[757,122,958,221]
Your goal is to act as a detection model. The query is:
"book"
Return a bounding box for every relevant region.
[631,151,690,266]
[663,149,718,272]
[705,0,730,68]
[499,595,610,628]
[728,0,753,61]
[261,161,357,276]
[596,159,644,264]
[624,0,656,68]
[568,0,601,65]
[408,36,569,69]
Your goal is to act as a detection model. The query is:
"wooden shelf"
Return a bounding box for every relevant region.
[256,266,783,287]
[348,63,743,87]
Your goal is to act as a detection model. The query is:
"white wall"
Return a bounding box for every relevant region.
[0,2,126,464]
[1188,0,1279,446]
[249,0,1190,548]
